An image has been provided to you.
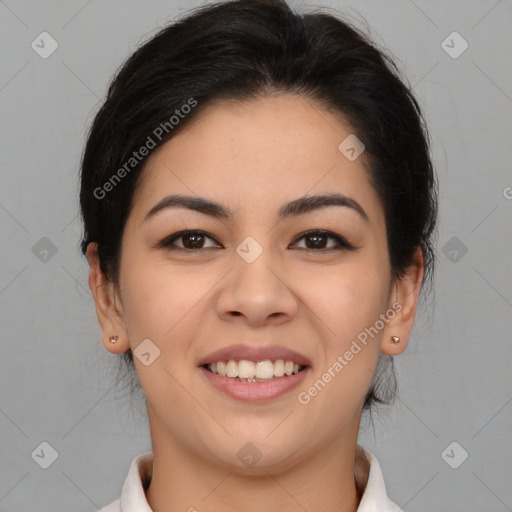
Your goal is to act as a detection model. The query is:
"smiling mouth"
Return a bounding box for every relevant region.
[203,359,307,383]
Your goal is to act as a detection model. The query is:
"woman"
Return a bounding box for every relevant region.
[80,0,437,510]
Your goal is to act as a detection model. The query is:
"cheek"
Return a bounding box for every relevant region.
[295,267,387,425]
[294,253,390,412]
[300,256,390,345]
[118,253,213,404]
[118,245,211,344]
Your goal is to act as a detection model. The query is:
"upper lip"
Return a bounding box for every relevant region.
[198,344,312,368]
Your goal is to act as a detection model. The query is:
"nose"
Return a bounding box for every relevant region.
[215,247,298,327]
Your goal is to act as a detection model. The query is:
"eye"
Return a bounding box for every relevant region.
[157,229,355,252]
[290,230,354,251]
[158,230,222,251]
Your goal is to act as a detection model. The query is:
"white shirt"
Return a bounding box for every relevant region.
[100,445,402,511]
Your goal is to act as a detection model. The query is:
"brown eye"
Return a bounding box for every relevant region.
[291,230,354,251]
[158,229,354,253]
[158,230,221,251]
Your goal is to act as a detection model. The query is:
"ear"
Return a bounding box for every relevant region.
[86,243,130,354]
[381,246,424,356]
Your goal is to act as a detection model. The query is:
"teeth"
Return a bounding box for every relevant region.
[238,360,256,379]
[225,360,238,378]
[274,359,285,377]
[217,361,226,376]
[206,359,304,381]
[255,360,274,379]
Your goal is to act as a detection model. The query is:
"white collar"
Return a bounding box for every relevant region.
[101,445,402,512]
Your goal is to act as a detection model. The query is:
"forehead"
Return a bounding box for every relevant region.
[130,94,382,222]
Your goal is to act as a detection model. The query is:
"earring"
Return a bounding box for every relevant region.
[391,336,400,344]
[109,335,119,344]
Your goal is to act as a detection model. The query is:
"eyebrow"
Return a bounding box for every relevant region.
[144,193,369,223]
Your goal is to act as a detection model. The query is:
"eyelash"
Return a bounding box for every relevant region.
[157,229,355,252]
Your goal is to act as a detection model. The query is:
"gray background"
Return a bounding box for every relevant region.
[1,0,511,511]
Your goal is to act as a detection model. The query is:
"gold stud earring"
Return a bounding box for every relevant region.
[109,335,119,344]
[391,336,400,344]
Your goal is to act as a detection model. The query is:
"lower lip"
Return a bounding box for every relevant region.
[199,366,309,403]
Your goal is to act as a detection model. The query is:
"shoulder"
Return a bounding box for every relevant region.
[97,497,120,511]
[356,445,403,512]
[96,451,153,512]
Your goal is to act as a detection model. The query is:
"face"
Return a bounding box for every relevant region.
[90,93,421,473]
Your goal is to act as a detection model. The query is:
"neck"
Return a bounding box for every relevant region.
[145,410,365,512]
